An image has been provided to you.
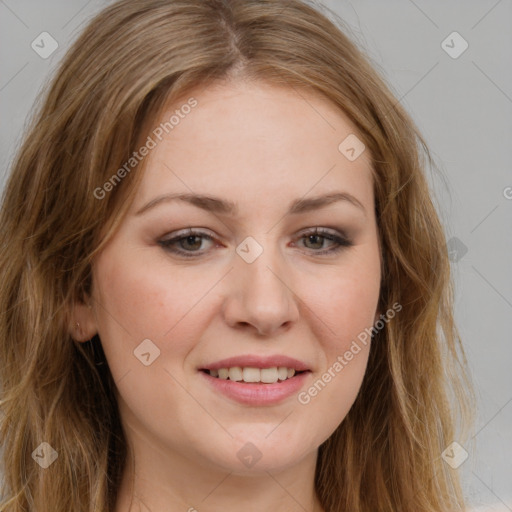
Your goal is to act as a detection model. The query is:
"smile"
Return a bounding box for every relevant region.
[204,366,302,384]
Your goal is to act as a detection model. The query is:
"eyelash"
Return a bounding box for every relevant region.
[158,227,353,258]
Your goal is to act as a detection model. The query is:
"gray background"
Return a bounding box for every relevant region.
[1,1,511,509]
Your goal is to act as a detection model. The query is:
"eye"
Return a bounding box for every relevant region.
[293,227,353,256]
[158,226,353,258]
[158,228,217,258]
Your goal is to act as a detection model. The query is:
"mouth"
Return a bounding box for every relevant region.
[198,355,312,405]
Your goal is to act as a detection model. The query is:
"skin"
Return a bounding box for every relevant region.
[73,79,382,512]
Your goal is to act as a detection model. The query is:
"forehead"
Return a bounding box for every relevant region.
[131,79,374,216]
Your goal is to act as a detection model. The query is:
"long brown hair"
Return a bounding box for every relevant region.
[0,0,475,510]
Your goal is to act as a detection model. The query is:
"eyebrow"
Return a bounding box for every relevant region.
[135,191,366,217]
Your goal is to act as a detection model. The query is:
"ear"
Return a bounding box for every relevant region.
[374,310,382,324]
[70,296,98,343]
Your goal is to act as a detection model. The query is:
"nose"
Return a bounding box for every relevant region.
[222,242,300,337]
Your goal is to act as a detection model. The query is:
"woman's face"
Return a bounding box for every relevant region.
[84,79,381,474]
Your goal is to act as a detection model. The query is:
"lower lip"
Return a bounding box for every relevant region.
[200,370,311,406]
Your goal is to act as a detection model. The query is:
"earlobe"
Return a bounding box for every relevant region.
[70,299,97,342]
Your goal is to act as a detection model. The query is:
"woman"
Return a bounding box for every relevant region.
[0,0,475,510]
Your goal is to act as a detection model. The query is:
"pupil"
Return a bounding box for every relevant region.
[184,236,201,250]
[307,235,322,249]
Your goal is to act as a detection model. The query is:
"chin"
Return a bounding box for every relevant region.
[195,428,317,475]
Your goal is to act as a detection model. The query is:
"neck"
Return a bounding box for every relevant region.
[114,436,324,512]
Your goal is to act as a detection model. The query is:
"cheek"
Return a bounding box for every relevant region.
[92,245,220,373]
[324,274,380,344]
[94,244,230,386]
[293,250,380,419]
[95,246,186,334]
[304,253,381,351]
[91,247,213,431]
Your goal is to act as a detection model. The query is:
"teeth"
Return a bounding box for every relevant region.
[207,366,299,383]
[243,367,261,383]
[228,367,243,381]
[260,367,278,383]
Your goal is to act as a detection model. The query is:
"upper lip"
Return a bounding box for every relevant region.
[200,354,311,372]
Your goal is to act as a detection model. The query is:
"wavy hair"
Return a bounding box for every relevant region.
[0,0,475,510]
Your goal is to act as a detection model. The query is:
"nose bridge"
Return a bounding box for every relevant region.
[223,234,299,335]
[244,247,287,301]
